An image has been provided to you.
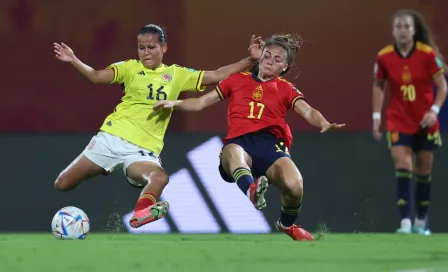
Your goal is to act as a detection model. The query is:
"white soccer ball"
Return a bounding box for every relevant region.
[51,206,90,240]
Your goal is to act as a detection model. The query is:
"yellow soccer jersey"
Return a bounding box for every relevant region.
[99,59,205,154]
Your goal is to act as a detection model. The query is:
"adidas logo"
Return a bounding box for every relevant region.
[138,71,145,75]
[123,137,271,234]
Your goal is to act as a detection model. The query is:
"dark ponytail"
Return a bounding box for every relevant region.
[137,24,167,44]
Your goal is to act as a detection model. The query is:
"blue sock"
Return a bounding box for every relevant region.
[280,205,302,227]
[396,169,412,219]
[232,167,254,193]
[415,175,431,220]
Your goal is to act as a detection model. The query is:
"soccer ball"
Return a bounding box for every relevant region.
[51,206,90,240]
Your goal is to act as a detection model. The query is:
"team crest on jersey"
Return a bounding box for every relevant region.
[252,85,263,101]
[402,66,411,84]
[162,73,172,81]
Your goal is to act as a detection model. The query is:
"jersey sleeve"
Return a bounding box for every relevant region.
[215,75,234,100]
[374,55,387,81]
[106,60,133,84]
[176,66,206,92]
[287,84,305,109]
[428,50,445,77]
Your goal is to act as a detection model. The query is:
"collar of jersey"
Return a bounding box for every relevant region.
[394,42,416,59]
[252,70,277,83]
[139,62,167,71]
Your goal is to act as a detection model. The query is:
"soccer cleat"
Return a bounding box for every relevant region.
[413,218,431,235]
[412,226,431,235]
[275,220,314,241]
[248,176,269,210]
[129,201,169,228]
[396,218,412,234]
[396,227,412,234]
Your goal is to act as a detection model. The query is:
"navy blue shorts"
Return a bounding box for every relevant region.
[218,131,291,183]
[386,131,442,152]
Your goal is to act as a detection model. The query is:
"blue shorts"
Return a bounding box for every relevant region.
[218,131,290,183]
[386,130,442,152]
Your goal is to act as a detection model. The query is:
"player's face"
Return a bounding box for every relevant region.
[258,45,288,78]
[392,15,415,45]
[137,34,167,69]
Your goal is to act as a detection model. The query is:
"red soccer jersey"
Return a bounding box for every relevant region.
[216,71,305,148]
[374,42,445,134]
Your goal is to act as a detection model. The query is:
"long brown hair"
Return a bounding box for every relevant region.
[250,33,303,76]
[393,9,444,61]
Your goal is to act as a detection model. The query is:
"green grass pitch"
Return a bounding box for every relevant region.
[1,233,448,272]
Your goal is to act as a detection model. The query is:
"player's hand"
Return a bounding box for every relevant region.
[153,100,176,111]
[320,122,345,133]
[420,111,438,128]
[248,35,264,61]
[54,42,75,63]
[372,119,382,141]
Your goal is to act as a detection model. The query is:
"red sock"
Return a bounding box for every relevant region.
[134,193,157,212]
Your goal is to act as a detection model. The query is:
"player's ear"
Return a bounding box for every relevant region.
[282,64,288,72]
[162,43,168,54]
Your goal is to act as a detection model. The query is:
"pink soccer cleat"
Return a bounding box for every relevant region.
[129,201,169,228]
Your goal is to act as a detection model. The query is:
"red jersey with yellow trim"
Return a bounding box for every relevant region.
[374,42,445,134]
[216,71,305,148]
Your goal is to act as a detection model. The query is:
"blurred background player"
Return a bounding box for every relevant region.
[52,24,263,229]
[154,33,344,241]
[372,10,447,235]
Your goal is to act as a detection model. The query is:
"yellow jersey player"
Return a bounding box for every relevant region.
[52,24,263,228]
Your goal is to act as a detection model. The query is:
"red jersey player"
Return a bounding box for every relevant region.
[372,10,447,235]
[155,33,344,241]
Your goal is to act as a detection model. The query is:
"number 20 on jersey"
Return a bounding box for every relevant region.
[401,84,416,102]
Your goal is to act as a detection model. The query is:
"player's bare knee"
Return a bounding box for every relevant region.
[149,171,169,187]
[223,144,249,170]
[391,148,413,170]
[392,155,412,170]
[414,163,432,176]
[223,144,243,161]
[283,176,303,199]
[394,161,413,171]
[415,154,433,175]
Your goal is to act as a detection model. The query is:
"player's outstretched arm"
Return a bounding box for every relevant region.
[372,79,385,140]
[293,100,345,133]
[53,42,114,84]
[154,90,221,112]
[201,35,263,86]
